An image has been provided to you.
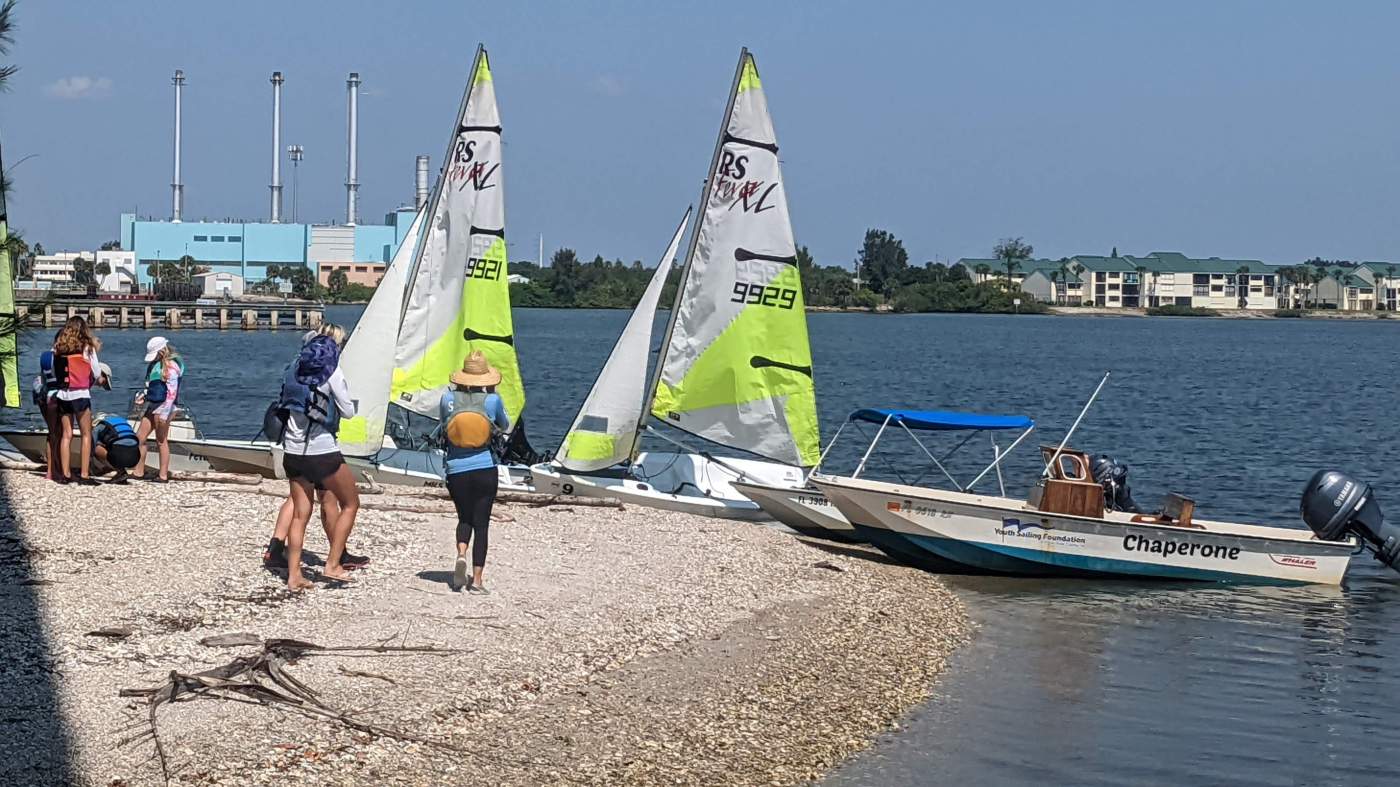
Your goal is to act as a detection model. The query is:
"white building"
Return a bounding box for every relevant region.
[32,251,87,283]
[95,249,137,293]
[194,270,245,299]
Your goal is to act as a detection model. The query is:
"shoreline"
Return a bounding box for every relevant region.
[0,468,970,785]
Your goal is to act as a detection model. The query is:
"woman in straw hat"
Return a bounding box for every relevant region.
[440,350,511,593]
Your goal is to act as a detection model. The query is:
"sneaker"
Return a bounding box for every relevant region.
[111,469,129,484]
[76,477,100,487]
[54,475,70,485]
[263,539,288,570]
[453,557,469,591]
[149,476,170,484]
[340,550,371,570]
[468,583,490,596]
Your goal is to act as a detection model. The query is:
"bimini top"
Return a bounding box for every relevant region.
[849,408,1034,432]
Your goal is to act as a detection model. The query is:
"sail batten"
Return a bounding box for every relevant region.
[389,46,524,445]
[649,51,820,468]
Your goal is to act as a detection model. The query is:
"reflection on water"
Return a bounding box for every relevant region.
[7,310,1400,784]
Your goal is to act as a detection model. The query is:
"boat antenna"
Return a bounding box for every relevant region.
[629,47,749,463]
[1041,371,1111,479]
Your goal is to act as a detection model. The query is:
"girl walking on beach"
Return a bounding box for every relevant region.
[135,336,184,482]
[52,316,106,485]
[264,325,369,574]
[279,327,359,591]
[441,351,510,594]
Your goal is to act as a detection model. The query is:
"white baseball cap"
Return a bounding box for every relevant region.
[144,336,169,362]
[97,362,113,390]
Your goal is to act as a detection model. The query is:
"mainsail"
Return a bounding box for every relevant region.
[336,209,426,456]
[556,208,691,473]
[650,51,820,467]
[390,47,523,440]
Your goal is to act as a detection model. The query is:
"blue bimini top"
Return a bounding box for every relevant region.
[849,408,1034,432]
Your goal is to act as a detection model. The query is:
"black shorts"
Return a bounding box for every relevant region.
[57,397,92,416]
[283,451,345,489]
[102,442,141,470]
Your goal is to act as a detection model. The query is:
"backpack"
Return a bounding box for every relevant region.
[442,390,497,450]
[145,360,169,404]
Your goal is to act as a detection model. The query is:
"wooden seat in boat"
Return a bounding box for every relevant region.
[1033,446,1105,519]
[1130,493,1202,529]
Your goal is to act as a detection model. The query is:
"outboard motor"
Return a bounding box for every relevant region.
[1090,453,1143,514]
[1300,470,1400,571]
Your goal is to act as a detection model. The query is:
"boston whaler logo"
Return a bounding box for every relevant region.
[1269,554,1319,570]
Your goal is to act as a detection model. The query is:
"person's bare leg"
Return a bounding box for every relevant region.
[43,406,61,479]
[273,496,294,541]
[285,480,316,591]
[77,409,93,479]
[58,412,74,479]
[319,490,341,543]
[318,465,359,581]
[155,417,172,480]
[135,415,154,476]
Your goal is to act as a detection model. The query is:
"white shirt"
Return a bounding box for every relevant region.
[281,367,356,456]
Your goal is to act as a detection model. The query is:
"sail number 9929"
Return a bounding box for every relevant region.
[731,282,797,309]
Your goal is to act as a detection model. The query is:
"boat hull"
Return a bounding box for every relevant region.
[532,452,802,521]
[344,452,533,493]
[2,428,260,477]
[812,475,1354,585]
[729,480,859,542]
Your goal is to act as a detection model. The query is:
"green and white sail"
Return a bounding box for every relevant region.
[391,47,524,428]
[336,209,425,456]
[650,51,820,467]
[557,208,691,472]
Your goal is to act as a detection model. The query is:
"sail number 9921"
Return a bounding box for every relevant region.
[467,257,502,280]
[731,282,797,309]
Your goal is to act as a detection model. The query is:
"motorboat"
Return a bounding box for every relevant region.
[810,408,1399,585]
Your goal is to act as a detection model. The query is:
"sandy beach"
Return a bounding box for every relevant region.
[0,467,969,786]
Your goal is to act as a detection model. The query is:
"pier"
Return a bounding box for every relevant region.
[16,300,323,331]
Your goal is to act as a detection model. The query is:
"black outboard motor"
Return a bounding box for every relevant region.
[1090,453,1143,514]
[1300,470,1400,571]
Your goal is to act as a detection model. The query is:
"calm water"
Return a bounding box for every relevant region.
[7,310,1400,785]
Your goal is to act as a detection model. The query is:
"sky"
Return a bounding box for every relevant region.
[3,0,1400,268]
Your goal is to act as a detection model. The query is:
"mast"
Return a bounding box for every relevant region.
[397,44,486,323]
[630,48,749,462]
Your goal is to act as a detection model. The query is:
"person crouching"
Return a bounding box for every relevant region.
[92,413,142,483]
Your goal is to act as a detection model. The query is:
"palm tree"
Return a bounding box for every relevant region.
[1311,268,1328,308]
[1048,270,1061,305]
[1072,263,1086,304]
[4,228,25,278]
[1134,265,1148,308]
[1235,265,1250,309]
[974,263,991,283]
[1386,265,1398,309]
[993,237,1033,290]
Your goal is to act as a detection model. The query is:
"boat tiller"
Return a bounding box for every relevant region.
[1300,470,1400,571]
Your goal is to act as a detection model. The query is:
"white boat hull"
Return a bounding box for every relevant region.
[729,480,857,541]
[2,428,259,477]
[532,452,802,521]
[812,475,1355,585]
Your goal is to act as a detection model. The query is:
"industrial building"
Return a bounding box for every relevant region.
[123,69,430,289]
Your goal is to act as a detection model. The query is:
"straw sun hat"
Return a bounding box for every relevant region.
[450,350,501,388]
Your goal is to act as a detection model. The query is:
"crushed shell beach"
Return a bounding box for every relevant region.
[0,467,970,786]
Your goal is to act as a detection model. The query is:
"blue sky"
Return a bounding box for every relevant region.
[4,0,1400,267]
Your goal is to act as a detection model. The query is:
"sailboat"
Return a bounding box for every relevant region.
[338,44,536,489]
[135,45,538,489]
[530,49,818,519]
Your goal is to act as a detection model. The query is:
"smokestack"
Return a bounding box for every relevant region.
[171,69,185,222]
[345,72,360,226]
[415,155,429,210]
[269,71,284,223]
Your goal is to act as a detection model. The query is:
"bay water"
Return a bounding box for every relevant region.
[6,309,1398,784]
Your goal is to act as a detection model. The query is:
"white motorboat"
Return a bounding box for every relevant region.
[808,407,1396,585]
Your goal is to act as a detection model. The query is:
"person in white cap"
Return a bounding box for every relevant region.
[135,336,184,482]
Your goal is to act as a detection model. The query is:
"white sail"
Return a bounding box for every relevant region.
[390,47,523,430]
[336,209,426,457]
[650,51,821,467]
[556,208,691,472]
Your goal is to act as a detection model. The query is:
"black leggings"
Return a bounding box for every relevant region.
[447,467,498,568]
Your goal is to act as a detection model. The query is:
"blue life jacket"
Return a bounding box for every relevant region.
[95,415,139,448]
[38,350,60,392]
[266,365,339,440]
